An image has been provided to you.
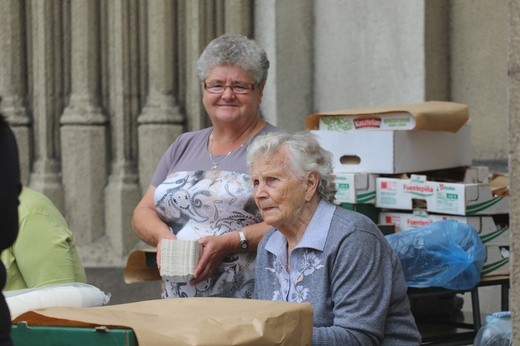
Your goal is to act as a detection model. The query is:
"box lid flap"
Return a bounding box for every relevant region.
[305,101,469,132]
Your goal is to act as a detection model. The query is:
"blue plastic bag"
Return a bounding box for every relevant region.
[474,311,511,346]
[385,220,486,290]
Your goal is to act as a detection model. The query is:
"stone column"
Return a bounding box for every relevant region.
[508,0,520,341]
[28,0,65,211]
[424,0,449,101]
[104,0,142,258]
[137,0,184,192]
[0,0,31,185]
[60,0,108,244]
[184,0,214,131]
[254,0,313,131]
[224,0,253,35]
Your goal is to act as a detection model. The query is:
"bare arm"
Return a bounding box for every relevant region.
[132,185,174,246]
[243,221,272,249]
[191,221,272,284]
[131,185,176,267]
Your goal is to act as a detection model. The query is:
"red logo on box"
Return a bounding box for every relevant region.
[354,117,382,129]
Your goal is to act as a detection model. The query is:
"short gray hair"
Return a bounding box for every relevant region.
[247,131,336,202]
[196,33,270,84]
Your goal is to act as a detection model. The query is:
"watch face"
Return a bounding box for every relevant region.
[240,242,248,250]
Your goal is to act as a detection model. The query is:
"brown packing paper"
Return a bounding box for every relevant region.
[124,249,161,283]
[305,100,469,132]
[13,298,313,345]
[490,173,510,196]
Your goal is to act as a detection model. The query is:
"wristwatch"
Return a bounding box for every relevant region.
[238,230,249,252]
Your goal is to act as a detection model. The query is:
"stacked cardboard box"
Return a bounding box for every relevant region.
[306,101,510,278]
[377,169,510,277]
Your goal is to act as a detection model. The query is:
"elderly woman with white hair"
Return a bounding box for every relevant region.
[247,131,421,345]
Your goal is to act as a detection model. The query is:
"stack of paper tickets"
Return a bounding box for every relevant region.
[160,239,202,282]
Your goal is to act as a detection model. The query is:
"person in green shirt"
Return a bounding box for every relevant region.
[2,187,86,291]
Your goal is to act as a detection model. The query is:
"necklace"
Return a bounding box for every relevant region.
[208,133,246,170]
[208,118,263,170]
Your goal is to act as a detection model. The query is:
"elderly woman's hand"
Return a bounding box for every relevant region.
[190,234,235,285]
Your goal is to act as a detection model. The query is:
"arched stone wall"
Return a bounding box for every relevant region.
[0,0,253,265]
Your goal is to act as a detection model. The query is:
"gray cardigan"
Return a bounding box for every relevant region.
[254,201,421,345]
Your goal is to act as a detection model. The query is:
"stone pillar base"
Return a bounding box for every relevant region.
[61,125,107,244]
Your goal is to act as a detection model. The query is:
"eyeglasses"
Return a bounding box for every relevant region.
[203,81,256,94]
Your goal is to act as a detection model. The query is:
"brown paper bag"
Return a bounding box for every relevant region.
[124,249,161,283]
[13,298,313,345]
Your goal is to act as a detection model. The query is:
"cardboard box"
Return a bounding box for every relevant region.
[305,101,469,132]
[338,203,379,224]
[334,166,489,204]
[379,210,509,245]
[376,172,509,215]
[334,172,377,204]
[397,165,489,184]
[124,248,160,283]
[312,124,472,174]
[12,323,137,346]
[481,245,510,277]
[422,166,489,184]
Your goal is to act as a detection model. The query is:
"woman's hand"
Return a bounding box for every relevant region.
[189,223,272,284]
[190,234,235,285]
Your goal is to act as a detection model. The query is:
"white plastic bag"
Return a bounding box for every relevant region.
[5,282,111,319]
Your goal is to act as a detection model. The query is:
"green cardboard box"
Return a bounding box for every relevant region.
[339,203,379,224]
[11,322,138,346]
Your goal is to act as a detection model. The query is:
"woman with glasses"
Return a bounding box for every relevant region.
[132,33,282,299]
